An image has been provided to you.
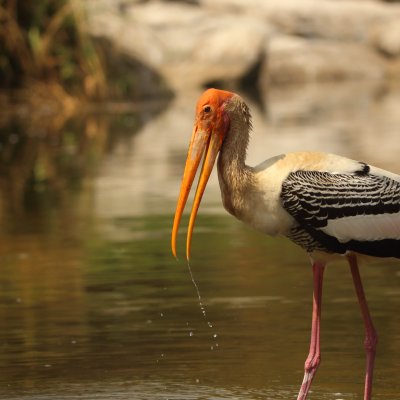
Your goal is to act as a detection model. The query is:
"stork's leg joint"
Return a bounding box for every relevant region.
[304,354,321,372]
[363,320,378,349]
[364,331,378,353]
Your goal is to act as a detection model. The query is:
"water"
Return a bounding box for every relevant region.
[1,82,400,399]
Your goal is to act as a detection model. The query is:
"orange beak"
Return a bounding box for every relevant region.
[171,119,226,260]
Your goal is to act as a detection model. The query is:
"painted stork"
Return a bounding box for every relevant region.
[171,88,400,400]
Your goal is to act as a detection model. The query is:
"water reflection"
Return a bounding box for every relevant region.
[0,100,166,220]
[0,82,400,399]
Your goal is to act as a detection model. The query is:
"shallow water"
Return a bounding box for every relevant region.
[1,82,400,399]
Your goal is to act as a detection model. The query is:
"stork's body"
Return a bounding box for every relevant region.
[221,150,400,259]
[172,88,400,400]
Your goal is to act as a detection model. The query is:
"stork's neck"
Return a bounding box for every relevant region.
[217,107,254,218]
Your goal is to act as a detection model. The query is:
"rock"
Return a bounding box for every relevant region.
[371,18,400,57]
[86,1,270,90]
[264,36,386,86]
[84,0,400,91]
[202,0,400,42]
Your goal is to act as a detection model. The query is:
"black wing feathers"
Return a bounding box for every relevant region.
[282,171,400,227]
[281,169,400,257]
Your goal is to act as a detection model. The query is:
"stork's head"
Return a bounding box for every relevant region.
[171,88,235,260]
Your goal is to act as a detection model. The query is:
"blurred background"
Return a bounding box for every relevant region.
[1,0,400,399]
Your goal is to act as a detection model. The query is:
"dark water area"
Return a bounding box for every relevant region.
[1,83,400,399]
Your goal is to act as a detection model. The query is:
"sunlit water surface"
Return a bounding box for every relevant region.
[1,83,400,399]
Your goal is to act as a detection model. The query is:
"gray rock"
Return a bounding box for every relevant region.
[86,1,270,89]
[265,36,386,86]
[84,0,400,91]
[371,18,400,57]
[203,0,399,42]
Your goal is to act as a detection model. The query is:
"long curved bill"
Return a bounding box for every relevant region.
[171,126,223,260]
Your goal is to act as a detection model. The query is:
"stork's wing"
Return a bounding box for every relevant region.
[281,168,400,258]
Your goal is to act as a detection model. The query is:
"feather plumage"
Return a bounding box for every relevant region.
[281,166,400,257]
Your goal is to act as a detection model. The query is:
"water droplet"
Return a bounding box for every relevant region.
[187,261,218,348]
[160,313,164,317]
[213,333,218,338]
[195,379,200,383]
[189,331,193,337]
[188,261,208,320]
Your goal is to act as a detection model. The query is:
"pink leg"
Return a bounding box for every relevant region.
[348,254,377,400]
[297,261,325,400]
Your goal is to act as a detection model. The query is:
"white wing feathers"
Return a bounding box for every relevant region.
[321,213,400,243]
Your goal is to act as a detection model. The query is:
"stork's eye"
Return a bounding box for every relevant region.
[203,105,212,113]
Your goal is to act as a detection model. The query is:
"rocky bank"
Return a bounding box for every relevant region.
[84,0,400,92]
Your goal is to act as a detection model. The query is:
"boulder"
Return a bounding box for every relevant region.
[265,35,386,86]
[371,18,400,57]
[84,0,400,91]
[202,0,400,42]
[86,1,270,90]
